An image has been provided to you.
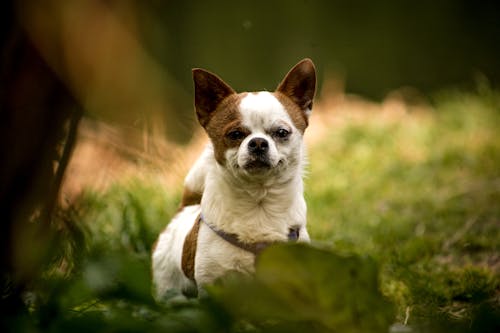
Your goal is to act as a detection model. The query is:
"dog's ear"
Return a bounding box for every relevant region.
[193,68,236,127]
[276,59,316,116]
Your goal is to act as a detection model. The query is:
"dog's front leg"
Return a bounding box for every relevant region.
[298,226,311,242]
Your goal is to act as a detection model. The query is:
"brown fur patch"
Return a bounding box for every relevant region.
[181,215,202,281]
[275,59,316,112]
[204,93,247,165]
[193,69,236,127]
[180,187,202,208]
[273,91,309,133]
[151,238,159,254]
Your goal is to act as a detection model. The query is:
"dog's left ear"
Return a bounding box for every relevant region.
[193,68,236,128]
[276,58,316,116]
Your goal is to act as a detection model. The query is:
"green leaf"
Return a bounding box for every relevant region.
[209,243,394,333]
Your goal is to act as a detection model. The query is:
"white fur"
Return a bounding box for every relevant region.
[152,92,310,297]
[184,144,214,195]
[152,205,200,296]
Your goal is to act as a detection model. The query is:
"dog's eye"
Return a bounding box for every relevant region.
[275,128,290,138]
[227,130,245,141]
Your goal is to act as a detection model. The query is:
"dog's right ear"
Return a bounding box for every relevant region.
[276,59,316,117]
[193,69,235,128]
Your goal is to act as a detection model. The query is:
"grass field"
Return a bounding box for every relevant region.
[306,87,500,329]
[18,87,499,332]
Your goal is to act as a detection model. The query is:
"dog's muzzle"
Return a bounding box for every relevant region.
[245,137,271,170]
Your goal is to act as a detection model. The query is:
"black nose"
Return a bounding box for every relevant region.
[248,137,269,155]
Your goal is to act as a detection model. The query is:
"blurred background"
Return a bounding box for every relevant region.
[1,0,499,331]
[4,0,500,139]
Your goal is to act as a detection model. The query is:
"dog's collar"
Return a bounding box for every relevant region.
[200,214,300,255]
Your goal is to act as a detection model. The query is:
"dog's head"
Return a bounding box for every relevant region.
[193,59,316,180]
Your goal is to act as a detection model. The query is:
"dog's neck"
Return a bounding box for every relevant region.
[201,160,307,243]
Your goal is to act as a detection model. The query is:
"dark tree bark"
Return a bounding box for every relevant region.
[0,1,82,323]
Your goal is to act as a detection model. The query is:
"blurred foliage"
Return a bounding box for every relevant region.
[10,0,500,143]
[137,0,500,98]
[4,89,500,332]
[78,179,180,256]
[4,1,500,331]
[307,87,500,331]
[208,244,394,333]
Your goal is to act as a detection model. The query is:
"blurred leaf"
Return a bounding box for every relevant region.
[209,243,394,333]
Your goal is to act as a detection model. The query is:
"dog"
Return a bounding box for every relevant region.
[152,59,316,298]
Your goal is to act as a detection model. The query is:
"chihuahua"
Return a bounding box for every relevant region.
[152,59,316,297]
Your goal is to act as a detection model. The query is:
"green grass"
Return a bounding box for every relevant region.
[306,89,500,328]
[14,89,499,332]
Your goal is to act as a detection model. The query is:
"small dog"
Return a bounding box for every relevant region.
[152,59,316,297]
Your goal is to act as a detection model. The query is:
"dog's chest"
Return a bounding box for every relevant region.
[194,224,256,283]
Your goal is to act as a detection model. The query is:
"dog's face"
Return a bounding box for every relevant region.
[193,59,316,179]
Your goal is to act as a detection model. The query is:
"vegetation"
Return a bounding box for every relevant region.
[307,87,500,331]
[9,88,499,332]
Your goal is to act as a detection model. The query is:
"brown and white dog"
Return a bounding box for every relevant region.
[152,59,316,297]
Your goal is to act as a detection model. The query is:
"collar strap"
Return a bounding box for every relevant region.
[201,214,300,255]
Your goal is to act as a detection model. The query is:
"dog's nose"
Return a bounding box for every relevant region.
[248,137,269,155]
